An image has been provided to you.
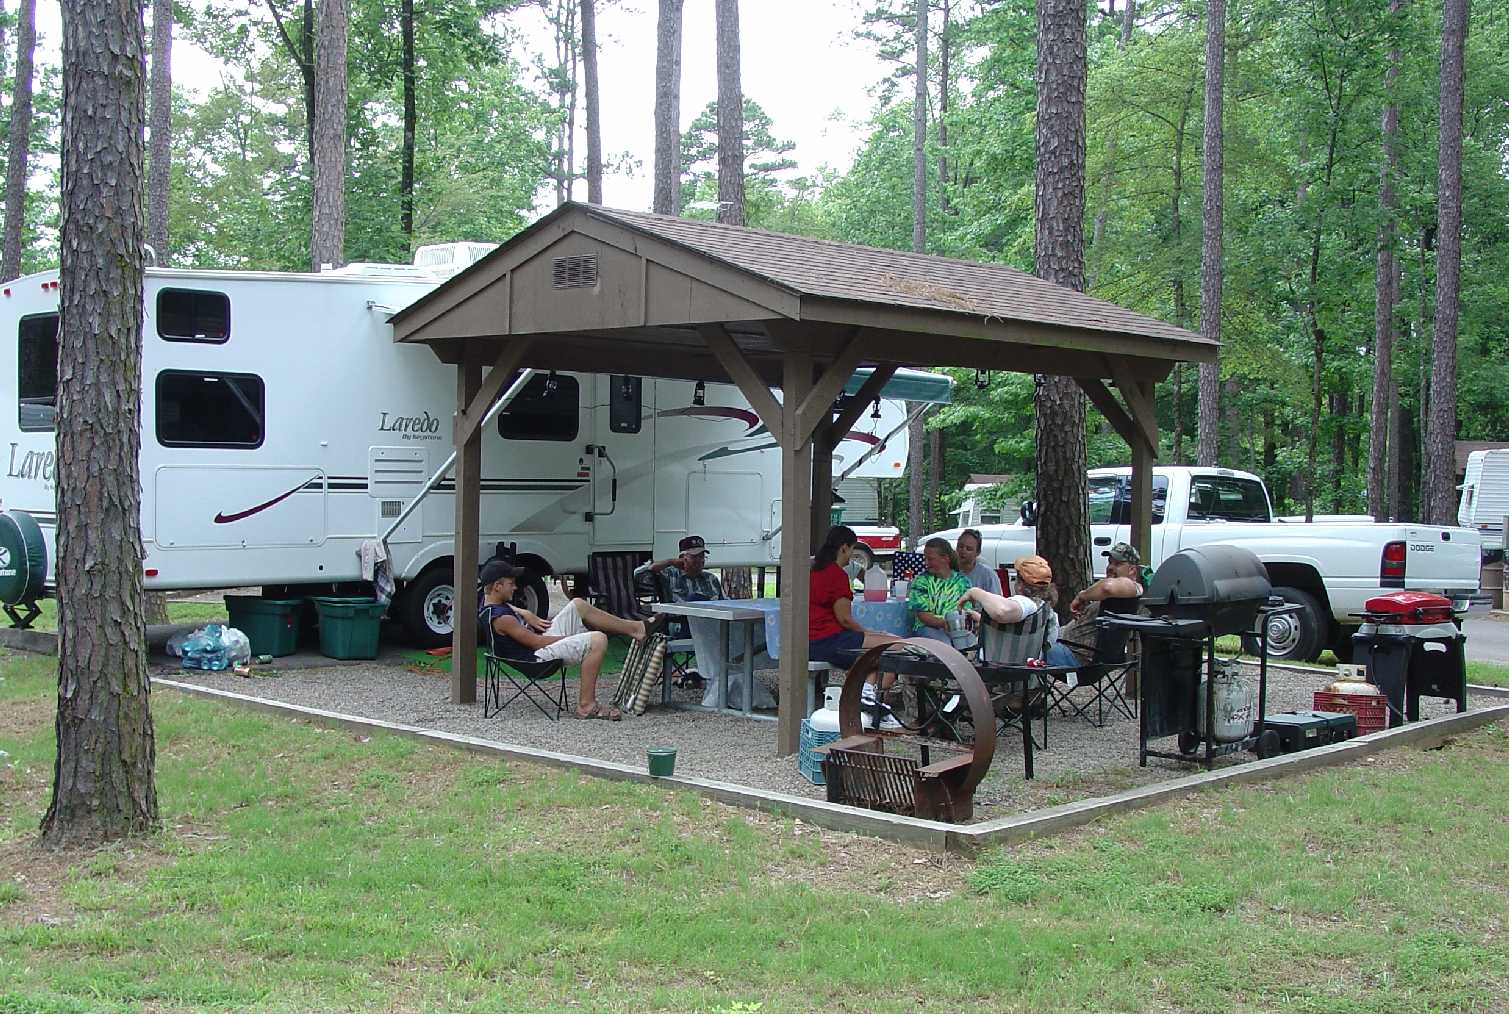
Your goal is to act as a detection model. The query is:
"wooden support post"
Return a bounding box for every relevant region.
[1128,379,1157,562]
[811,423,836,547]
[451,353,484,705]
[777,343,814,757]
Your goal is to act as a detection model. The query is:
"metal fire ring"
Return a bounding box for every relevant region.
[836,637,997,796]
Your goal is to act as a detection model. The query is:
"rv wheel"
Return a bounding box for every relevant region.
[399,568,457,648]
[513,574,551,621]
[849,543,874,572]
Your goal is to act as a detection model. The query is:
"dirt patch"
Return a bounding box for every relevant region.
[0,693,53,741]
[0,835,187,928]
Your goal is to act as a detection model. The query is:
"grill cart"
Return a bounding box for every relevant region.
[1350,591,1468,726]
[1099,546,1300,770]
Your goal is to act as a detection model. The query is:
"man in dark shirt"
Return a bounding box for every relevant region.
[633,535,724,605]
[477,560,663,720]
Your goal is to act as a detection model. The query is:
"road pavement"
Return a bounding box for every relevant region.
[1464,615,1509,665]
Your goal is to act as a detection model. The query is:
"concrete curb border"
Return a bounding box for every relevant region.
[153,677,1508,855]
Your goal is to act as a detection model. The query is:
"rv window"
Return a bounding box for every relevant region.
[609,376,642,434]
[156,370,265,448]
[497,373,579,442]
[17,313,58,432]
[157,288,230,343]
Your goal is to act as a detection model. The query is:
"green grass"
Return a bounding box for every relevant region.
[2,648,1508,1010]
[26,598,227,633]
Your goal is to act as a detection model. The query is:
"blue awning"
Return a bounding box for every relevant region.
[848,367,953,405]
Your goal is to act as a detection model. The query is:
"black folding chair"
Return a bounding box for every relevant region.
[1048,622,1138,727]
[482,646,568,721]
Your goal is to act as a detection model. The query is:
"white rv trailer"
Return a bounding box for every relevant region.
[0,249,951,644]
[1459,448,1509,551]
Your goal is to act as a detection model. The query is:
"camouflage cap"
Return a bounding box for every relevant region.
[1106,542,1141,565]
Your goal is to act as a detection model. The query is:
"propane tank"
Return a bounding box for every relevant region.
[809,684,842,732]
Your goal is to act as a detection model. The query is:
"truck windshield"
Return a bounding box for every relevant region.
[1187,476,1270,522]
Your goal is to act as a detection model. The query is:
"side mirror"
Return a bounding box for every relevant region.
[1019,499,1039,527]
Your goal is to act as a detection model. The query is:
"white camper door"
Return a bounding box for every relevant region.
[589,375,654,547]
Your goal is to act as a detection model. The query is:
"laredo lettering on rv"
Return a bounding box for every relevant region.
[377,411,440,434]
[6,443,55,483]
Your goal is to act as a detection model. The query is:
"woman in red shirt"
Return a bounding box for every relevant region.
[810,525,903,729]
[809,526,890,657]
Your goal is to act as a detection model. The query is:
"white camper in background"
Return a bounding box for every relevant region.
[1459,449,1509,551]
[0,248,951,645]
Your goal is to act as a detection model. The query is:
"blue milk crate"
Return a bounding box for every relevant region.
[798,718,841,785]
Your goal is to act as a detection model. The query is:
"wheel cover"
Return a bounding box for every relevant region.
[1264,611,1303,656]
[423,584,455,635]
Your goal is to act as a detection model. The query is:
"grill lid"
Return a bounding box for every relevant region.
[1144,545,1271,609]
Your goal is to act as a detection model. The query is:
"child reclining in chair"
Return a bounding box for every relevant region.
[477,560,665,720]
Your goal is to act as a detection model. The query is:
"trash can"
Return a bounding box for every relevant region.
[311,597,385,660]
[224,595,302,657]
[1351,591,1467,726]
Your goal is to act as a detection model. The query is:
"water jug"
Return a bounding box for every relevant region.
[863,565,888,602]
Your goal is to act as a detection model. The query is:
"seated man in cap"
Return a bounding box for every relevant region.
[477,560,664,720]
[634,535,724,615]
[1059,541,1153,664]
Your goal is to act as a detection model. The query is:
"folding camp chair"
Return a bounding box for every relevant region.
[647,570,699,690]
[586,551,653,621]
[481,625,569,721]
[1048,622,1138,727]
[974,606,1055,749]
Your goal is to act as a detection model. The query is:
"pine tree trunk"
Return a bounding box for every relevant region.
[1034,0,1090,613]
[1385,257,1404,520]
[310,0,346,270]
[1369,0,1401,521]
[907,406,924,543]
[926,425,942,533]
[400,0,415,241]
[1425,0,1468,525]
[912,0,927,253]
[652,0,683,215]
[302,0,315,181]
[43,0,158,849]
[147,0,171,263]
[714,0,743,226]
[937,0,950,216]
[1,0,36,282]
[1196,0,1222,467]
[580,0,601,204]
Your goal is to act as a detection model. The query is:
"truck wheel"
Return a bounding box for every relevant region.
[1242,586,1324,663]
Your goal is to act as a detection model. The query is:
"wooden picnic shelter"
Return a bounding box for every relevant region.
[389,202,1217,755]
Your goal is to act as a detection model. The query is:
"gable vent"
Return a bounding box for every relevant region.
[552,254,598,289]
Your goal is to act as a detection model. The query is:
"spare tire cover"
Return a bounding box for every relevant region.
[0,509,47,604]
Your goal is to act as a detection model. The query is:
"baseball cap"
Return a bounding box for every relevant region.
[478,559,525,586]
[1013,555,1053,586]
[679,535,709,555]
[1106,542,1142,565]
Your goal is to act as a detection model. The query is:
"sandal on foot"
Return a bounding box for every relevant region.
[572,704,614,721]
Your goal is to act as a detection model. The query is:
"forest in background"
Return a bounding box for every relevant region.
[1,0,1504,526]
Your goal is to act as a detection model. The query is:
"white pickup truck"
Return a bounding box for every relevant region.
[923,465,1483,662]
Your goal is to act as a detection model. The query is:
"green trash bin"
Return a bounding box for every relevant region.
[311,597,385,660]
[224,595,302,657]
[830,505,847,526]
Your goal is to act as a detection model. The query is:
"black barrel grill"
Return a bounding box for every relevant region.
[1100,545,1296,768]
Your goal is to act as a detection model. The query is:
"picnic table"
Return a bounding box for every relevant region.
[650,597,916,718]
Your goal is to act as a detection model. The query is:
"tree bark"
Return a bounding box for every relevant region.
[1196,0,1223,467]
[907,406,924,543]
[1,0,37,282]
[937,0,950,216]
[926,425,942,532]
[400,0,415,241]
[580,0,601,204]
[310,0,347,270]
[43,0,158,848]
[912,0,927,253]
[714,0,743,226]
[1425,0,1468,525]
[1368,1,1401,520]
[146,0,171,264]
[652,0,683,215]
[1034,0,1090,614]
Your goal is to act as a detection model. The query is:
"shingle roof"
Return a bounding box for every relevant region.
[584,205,1209,348]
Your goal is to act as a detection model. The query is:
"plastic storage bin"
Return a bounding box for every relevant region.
[1313,690,1388,735]
[312,597,385,660]
[224,595,302,657]
[798,718,841,785]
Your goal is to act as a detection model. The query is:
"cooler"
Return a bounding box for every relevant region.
[1351,592,1467,726]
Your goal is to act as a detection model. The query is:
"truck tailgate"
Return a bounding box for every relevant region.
[1401,527,1481,592]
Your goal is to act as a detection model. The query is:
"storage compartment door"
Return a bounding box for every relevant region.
[156,466,327,549]
[686,470,766,562]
